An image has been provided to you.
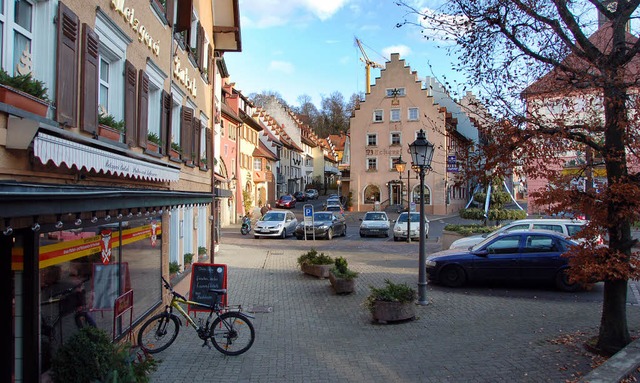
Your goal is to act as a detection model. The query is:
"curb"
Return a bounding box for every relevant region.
[580,338,640,382]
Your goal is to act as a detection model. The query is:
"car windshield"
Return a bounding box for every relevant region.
[280,196,292,201]
[326,206,341,211]
[364,213,387,221]
[262,213,285,222]
[397,213,420,223]
[315,213,333,221]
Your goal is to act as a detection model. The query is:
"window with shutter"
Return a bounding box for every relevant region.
[80,23,99,134]
[205,127,212,168]
[181,106,194,162]
[137,70,149,148]
[165,0,174,27]
[56,2,79,127]
[124,60,137,147]
[174,0,192,33]
[161,91,171,155]
[193,118,201,163]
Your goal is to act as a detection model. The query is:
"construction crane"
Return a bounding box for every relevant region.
[355,37,384,94]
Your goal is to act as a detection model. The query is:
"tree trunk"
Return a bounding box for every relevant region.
[598,80,632,353]
[597,279,631,355]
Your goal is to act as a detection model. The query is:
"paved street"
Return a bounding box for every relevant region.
[148,210,640,382]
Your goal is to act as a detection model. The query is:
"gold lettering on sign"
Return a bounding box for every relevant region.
[173,56,198,98]
[111,0,161,56]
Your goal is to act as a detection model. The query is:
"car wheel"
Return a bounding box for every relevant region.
[393,236,398,242]
[280,229,287,239]
[254,235,260,239]
[360,232,365,238]
[341,226,347,236]
[555,269,580,292]
[439,265,466,288]
[326,228,333,240]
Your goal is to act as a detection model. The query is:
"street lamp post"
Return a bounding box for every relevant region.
[394,156,411,243]
[408,129,435,306]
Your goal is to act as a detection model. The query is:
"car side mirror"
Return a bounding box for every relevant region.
[472,249,489,257]
[359,218,363,221]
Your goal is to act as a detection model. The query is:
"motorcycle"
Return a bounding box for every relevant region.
[240,215,252,235]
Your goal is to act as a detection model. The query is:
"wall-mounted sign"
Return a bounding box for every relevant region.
[173,56,197,97]
[111,0,161,56]
[447,155,458,172]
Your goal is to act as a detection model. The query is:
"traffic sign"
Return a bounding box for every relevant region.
[304,204,314,225]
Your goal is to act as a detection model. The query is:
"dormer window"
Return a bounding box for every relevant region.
[386,88,405,97]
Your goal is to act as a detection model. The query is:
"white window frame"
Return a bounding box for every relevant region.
[390,156,400,170]
[189,10,199,50]
[200,112,208,159]
[146,59,167,139]
[253,158,262,171]
[390,108,400,122]
[95,10,131,120]
[390,132,401,146]
[408,107,419,121]
[1,0,34,75]
[170,83,185,146]
[366,157,378,171]
[373,109,383,122]
[386,88,406,97]
[366,133,377,147]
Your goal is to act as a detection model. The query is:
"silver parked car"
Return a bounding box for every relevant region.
[359,211,390,237]
[393,212,429,241]
[254,210,298,239]
[448,218,589,250]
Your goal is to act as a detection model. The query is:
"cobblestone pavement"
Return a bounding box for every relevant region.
[148,231,640,383]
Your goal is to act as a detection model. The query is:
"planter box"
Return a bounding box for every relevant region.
[329,272,355,294]
[0,84,48,116]
[98,124,123,142]
[371,301,416,324]
[300,263,332,279]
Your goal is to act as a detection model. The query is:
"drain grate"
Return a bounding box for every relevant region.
[247,305,273,313]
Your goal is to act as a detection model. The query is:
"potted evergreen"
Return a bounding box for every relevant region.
[98,112,125,141]
[365,279,417,324]
[329,257,358,294]
[183,253,194,269]
[169,261,180,280]
[297,248,333,279]
[147,132,161,152]
[170,142,181,159]
[0,68,49,116]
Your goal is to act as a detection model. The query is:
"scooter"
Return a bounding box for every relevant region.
[240,215,252,235]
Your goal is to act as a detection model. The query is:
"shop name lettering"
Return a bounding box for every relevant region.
[365,148,402,156]
[111,0,161,56]
[173,57,197,98]
[105,161,160,178]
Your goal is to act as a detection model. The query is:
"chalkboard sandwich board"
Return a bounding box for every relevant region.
[189,263,227,312]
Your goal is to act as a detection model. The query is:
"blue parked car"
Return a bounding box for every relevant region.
[425,230,583,291]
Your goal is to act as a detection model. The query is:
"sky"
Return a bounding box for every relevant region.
[223,0,463,109]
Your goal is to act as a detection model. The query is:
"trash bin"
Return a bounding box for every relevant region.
[374,201,380,211]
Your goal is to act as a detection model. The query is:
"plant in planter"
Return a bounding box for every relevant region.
[365,279,417,324]
[0,68,49,116]
[170,142,182,158]
[169,261,180,278]
[329,257,358,294]
[198,246,207,257]
[147,132,161,151]
[345,191,354,211]
[98,112,125,141]
[297,248,334,279]
[183,252,194,267]
[50,326,158,382]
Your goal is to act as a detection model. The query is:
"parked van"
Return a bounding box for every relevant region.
[449,218,590,250]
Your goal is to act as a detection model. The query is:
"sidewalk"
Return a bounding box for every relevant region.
[149,236,640,382]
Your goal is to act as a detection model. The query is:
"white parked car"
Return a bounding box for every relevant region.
[359,211,390,238]
[448,218,589,250]
[254,210,298,239]
[393,212,429,241]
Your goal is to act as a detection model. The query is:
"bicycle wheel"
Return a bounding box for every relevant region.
[137,313,180,354]
[209,312,255,356]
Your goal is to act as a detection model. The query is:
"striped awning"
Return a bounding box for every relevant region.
[34,133,180,182]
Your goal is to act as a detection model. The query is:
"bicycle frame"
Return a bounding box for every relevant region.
[166,294,215,330]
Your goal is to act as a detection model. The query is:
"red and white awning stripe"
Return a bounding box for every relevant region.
[34,133,180,182]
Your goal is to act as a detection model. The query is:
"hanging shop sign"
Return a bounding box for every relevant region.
[447,155,458,173]
[111,0,161,56]
[173,56,198,97]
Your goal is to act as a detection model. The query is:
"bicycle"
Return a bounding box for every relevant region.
[137,277,255,356]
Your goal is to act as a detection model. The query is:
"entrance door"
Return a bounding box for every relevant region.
[390,183,402,206]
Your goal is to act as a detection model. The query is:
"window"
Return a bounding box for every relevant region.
[390,108,400,122]
[408,107,419,121]
[367,133,377,146]
[386,88,405,97]
[95,11,130,122]
[390,132,401,146]
[366,157,377,171]
[373,109,383,122]
[523,235,557,253]
[390,156,400,170]
[146,60,167,145]
[0,0,33,75]
[486,235,521,254]
[532,224,563,233]
[254,158,262,171]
